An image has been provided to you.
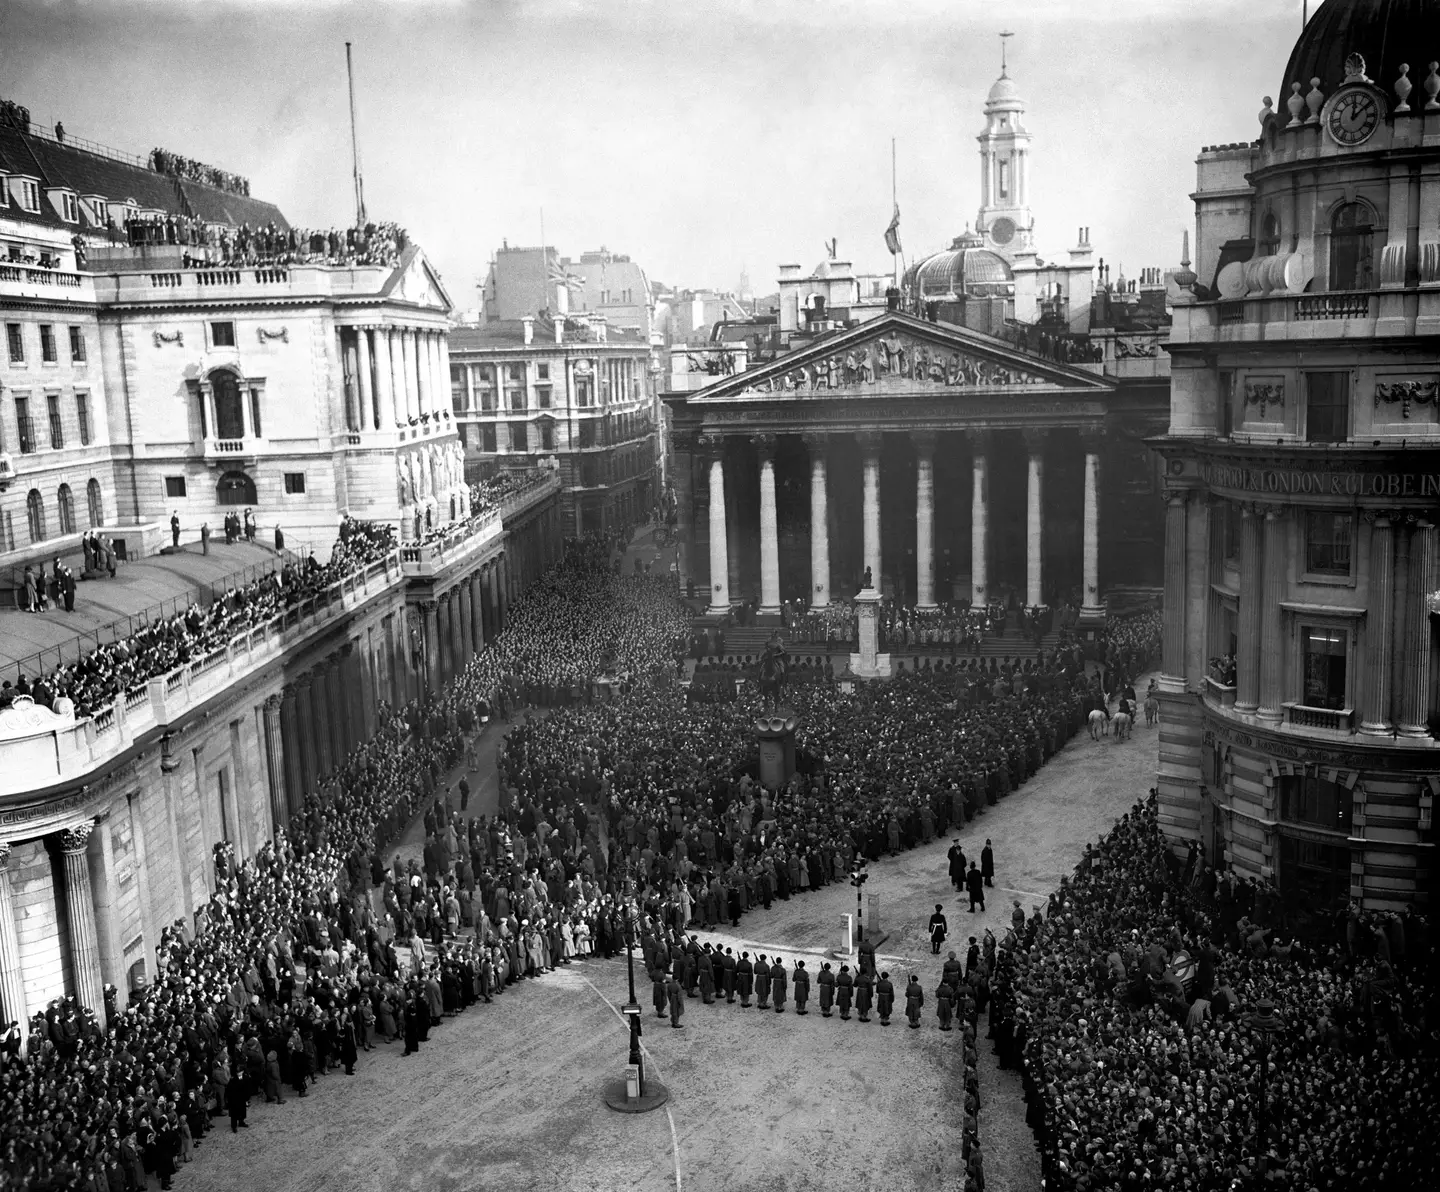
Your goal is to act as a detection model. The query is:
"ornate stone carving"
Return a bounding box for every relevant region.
[0,841,10,868]
[152,329,184,348]
[750,432,778,459]
[1244,379,1284,418]
[257,327,289,344]
[696,432,728,458]
[1114,336,1160,358]
[60,822,94,853]
[1374,379,1439,419]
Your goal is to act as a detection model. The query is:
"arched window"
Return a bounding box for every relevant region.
[26,488,46,543]
[1259,211,1281,257]
[216,470,257,506]
[211,369,245,441]
[1329,201,1376,291]
[87,478,104,527]
[57,483,75,535]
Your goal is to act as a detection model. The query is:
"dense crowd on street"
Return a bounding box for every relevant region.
[0,525,1133,1190]
[989,792,1437,1192]
[4,520,396,720]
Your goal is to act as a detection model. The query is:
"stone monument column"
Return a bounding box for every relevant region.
[60,823,104,1014]
[374,328,397,428]
[803,432,830,608]
[970,431,989,610]
[262,694,287,831]
[355,326,375,431]
[1081,438,1103,616]
[1257,507,1287,725]
[858,430,883,591]
[701,434,730,615]
[913,430,937,610]
[1023,428,1047,608]
[754,433,781,617]
[1235,505,1263,715]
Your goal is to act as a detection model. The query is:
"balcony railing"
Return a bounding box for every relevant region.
[399,510,502,577]
[196,269,242,286]
[1204,676,1237,708]
[1283,703,1353,733]
[0,551,403,798]
[0,264,82,288]
[1295,293,1371,321]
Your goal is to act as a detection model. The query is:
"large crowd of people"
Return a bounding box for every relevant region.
[113,213,410,273]
[6,520,396,720]
[147,148,250,197]
[0,525,1128,1189]
[989,793,1437,1192]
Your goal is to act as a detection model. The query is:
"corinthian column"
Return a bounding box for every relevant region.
[1398,518,1437,737]
[0,843,28,1029]
[754,433,781,616]
[1023,428,1047,608]
[970,431,990,610]
[60,823,104,1014]
[1360,514,1396,735]
[262,694,287,831]
[355,327,376,431]
[803,432,830,608]
[913,430,937,610]
[374,328,397,428]
[858,430,883,590]
[1257,507,1287,725]
[701,434,731,615]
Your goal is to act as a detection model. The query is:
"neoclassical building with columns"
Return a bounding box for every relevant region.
[664,311,1118,617]
[1153,0,1440,912]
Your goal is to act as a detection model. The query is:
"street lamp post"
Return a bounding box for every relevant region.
[622,889,645,1096]
[850,861,868,943]
[1246,998,1284,1184]
[603,864,668,1112]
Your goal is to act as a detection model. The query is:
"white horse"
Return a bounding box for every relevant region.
[1112,711,1133,741]
[1087,708,1108,740]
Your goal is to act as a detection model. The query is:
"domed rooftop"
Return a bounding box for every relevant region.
[1279,0,1435,105]
[904,243,1014,299]
[985,69,1025,109]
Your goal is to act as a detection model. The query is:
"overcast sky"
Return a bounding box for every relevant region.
[1,0,1308,302]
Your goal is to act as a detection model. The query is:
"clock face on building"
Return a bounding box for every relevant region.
[989,217,1016,246]
[1324,87,1382,146]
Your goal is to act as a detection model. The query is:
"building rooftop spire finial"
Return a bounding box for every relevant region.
[999,30,1013,76]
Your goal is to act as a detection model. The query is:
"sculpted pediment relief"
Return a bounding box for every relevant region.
[732,332,1052,395]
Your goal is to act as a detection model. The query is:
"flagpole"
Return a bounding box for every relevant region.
[891,137,899,288]
[345,42,367,228]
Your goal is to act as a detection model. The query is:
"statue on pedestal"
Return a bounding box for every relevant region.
[757,631,789,711]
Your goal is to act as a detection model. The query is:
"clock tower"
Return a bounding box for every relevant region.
[976,51,1035,260]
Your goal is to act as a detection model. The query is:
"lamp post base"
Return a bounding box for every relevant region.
[603,1078,671,1114]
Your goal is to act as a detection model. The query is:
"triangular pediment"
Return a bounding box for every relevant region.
[686,311,1112,402]
[382,246,454,313]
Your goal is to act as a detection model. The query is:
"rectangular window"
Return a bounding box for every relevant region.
[164,476,187,498]
[249,387,262,438]
[46,394,63,449]
[507,364,524,382]
[210,321,236,348]
[510,423,528,452]
[1301,626,1347,710]
[450,365,468,412]
[14,179,39,212]
[475,366,496,411]
[61,193,79,223]
[15,395,35,454]
[456,423,469,448]
[537,385,552,409]
[509,387,526,413]
[1304,512,1352,576]
[575,379,591,407]
[1305,372,1349,443]
[68,326,86,362]
[1279,774,1351,834]
[6,323,23,363]
[481,424,496,453]
[537,363,550,381]
[578,421,596,449]
[284,472,306,494]
[76,392,91,446]
[540,421,555,450]
[38,325,56,363]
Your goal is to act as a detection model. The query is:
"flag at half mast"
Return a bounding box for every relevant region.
[884,204,902,256]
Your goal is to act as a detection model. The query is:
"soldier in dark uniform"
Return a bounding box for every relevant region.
[698,948,716,1004]
[876,971,895,1025]
[736,952,755,1008]
[666,972,685,1028]
[936,980,954,1031]
[818,962,836,1017]
[754,953,771,1009]
[721,947,738,1003]
[855,967,874,1022]
[905,974,925,1029]
[793,961,811,1015]
[836,964,854,1020]
[770,957,787,1013]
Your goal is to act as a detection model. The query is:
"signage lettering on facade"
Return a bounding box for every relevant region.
[1202,462,1440,498]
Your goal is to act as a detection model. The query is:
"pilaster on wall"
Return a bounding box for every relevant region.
[1155,689,1205,853]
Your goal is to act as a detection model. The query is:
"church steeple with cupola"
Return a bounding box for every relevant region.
[976,35,1035,260]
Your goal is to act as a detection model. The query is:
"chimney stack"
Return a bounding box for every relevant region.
[522,316,534,346]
